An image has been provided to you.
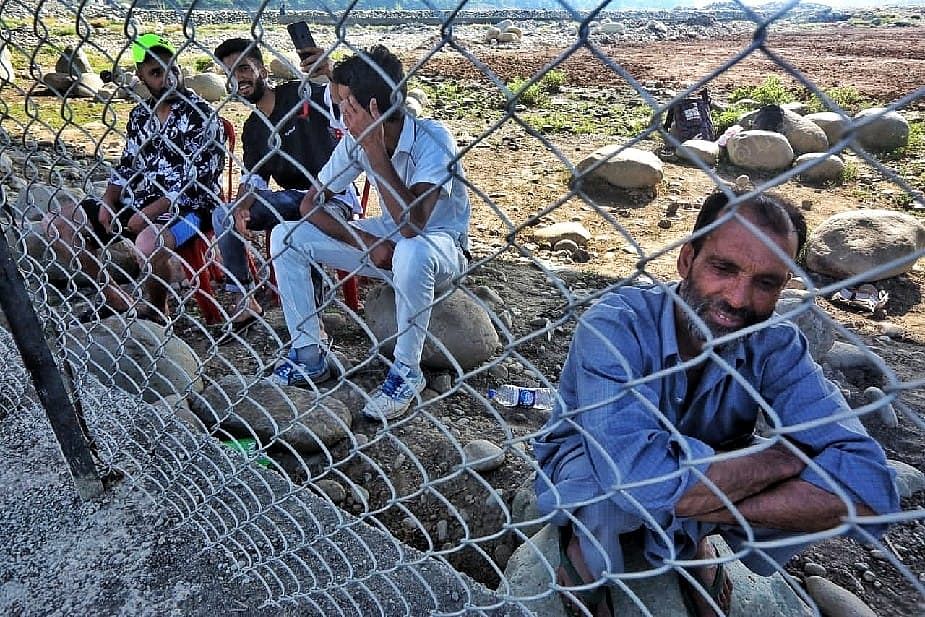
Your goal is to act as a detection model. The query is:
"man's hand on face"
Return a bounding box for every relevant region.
[341,95,387,156]
[298,47,332,79]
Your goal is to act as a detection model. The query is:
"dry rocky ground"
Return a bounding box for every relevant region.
[2,7,925,616]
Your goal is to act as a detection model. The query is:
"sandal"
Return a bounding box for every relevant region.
[230,306,264,333]
[831,284,889,314]
[556,525,615,617]
[677,542,730,617]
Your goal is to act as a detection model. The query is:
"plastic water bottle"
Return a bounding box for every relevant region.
[488,385,555,410]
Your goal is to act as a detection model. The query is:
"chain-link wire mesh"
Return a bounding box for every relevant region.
[1,0,924,615]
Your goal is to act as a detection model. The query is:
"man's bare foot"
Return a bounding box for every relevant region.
[681,537,733,617]
[231,293,263,324]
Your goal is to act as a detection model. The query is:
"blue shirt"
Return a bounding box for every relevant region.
[534,284,898,543]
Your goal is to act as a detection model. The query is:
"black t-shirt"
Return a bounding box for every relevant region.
[241,81,339,191]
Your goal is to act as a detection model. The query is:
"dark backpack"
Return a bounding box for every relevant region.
[663,90,716,143]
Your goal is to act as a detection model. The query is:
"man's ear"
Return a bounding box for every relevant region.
[677,242,695,279]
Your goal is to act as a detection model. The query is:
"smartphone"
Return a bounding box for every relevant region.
[287,21,316,60]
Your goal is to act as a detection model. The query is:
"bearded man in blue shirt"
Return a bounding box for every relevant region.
[534,190,899,617]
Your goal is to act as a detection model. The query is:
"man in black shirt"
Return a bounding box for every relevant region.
[213,37,359,331]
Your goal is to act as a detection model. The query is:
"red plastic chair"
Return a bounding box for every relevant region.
[338,179,371,311]
[171,116,236,325]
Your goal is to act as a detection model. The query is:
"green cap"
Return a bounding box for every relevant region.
[131,32,176,64]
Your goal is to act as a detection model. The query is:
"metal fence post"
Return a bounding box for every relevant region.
[0,228,103,501]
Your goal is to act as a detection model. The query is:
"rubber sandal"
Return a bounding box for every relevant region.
[831,284,889,314]
[677,546,730,617]
[231,306,264,333]
[556,525,615,617]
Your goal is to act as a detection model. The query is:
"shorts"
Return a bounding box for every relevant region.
[79,197,202,249]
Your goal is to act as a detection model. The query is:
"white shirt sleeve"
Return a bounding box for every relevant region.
[407,120,457,198]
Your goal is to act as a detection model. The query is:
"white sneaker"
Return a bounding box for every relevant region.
[362,363,426,421]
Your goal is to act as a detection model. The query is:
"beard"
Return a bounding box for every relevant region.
[150,69,184,101]
[677,278,772,349]
[239,78,266,104]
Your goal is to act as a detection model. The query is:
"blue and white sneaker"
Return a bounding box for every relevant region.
[362,362,426,421]
[271,351,334,388]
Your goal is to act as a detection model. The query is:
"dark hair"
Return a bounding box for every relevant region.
[213,37,264,67]
[331,45,405,119]
[691,189,807,257]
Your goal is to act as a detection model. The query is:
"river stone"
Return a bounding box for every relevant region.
[600,21,626,34]
[72,72,104,98]
[727,130,794,171]
[805,210,925,281]
[775,292,835,361]
[463,439,505,472]
[795,153,844,183]
[191,376,352,454]
[576,145,663,189]
[13,182,84,222]
[269,53,302,79]
[805,111,850,145]
[888,459,925,498]
[677,139,720,166]
[533,222,591,247]
[0,152,11,178]
[511,476,543,538]
[55,46,93,77]
[185,73,227,102]
[498,31,520,43]
[853,108,909,152]
[64,316,203,403]
[502,527,811,617]
[781,101,809,115]
[805,576,876,617]
[42,72,75,95]
[0,47,14,86]
[781,108,829,153]
[364,284,499,370]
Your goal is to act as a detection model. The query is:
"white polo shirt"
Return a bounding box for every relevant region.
[318,112,471,248]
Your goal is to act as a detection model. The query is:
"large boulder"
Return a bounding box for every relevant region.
[13,182,84,222]
[576,146,663,189]
[502,526,812,616]
[805,210,925,281]
[677,139,720,167]
[55,46,93,78]
[185,73,227,102]
[64,316,204,403]
[0,47,14,86]
[794,152,844,183]
[727,130,794,171]
[364,285,499,370]
[191,376,352,454]
[775,291,835,361]
[804,111,850,145]
[853,107,909,152]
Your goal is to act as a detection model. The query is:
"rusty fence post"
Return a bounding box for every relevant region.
[0,228,103,500]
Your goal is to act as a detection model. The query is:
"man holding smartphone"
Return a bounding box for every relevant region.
[212,35,360,333]
[43,33,226,324]
[269,45,471,422]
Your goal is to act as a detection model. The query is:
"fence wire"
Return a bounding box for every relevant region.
[1,0,924,615]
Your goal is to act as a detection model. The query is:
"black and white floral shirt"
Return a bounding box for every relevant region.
[109,90,226,223]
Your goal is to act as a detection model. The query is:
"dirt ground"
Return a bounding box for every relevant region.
[5,21,925,615]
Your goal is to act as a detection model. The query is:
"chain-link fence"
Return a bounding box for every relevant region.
[1,0,924,615]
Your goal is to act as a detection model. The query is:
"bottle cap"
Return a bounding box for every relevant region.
[487,388,497,399]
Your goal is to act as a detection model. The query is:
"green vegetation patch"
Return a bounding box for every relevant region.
[0,97,132,132]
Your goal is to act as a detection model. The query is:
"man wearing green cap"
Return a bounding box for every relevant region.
[43,33,226,323]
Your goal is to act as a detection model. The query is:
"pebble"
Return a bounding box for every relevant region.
[804,562,827,577]
[488,364,509,381]
[870,549,887,561]
[431,373,453,394]
[657,218,672,229]
[436,519,448,541]
[801,199,813,211]
[862,570,876,583]
[462,439,505,472]
[401,517,418,532]
[315,479,346,504]
[493,543,512,567]
[880,322,903,338]
[853,561,870,571]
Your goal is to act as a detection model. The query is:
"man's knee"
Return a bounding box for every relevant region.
[134,227,172,260]
[392,235,438,276]
[269,221,306,259]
